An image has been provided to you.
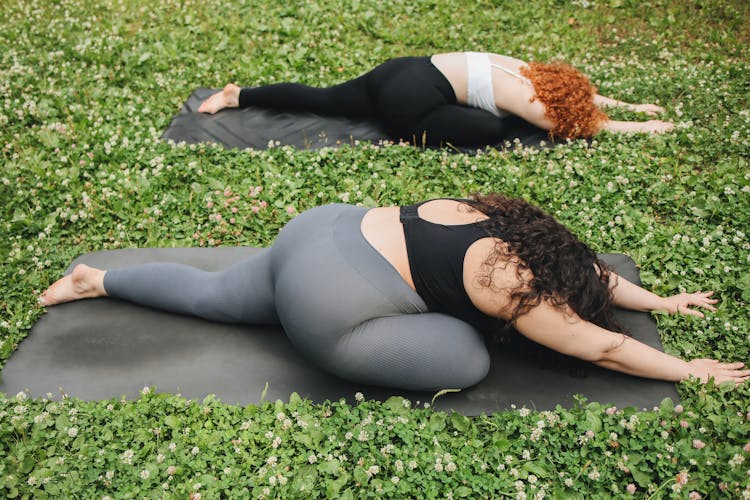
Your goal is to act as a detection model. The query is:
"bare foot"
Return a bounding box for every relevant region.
[198,83,241,114]
[39,264,107,306]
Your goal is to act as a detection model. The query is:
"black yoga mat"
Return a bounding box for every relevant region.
[161,88,551,152]
[0,249,679,414]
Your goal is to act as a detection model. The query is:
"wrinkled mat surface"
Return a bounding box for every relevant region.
[0,249,679,414]
[161,88,552,152]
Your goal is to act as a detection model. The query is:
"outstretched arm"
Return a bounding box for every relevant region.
[600,119,674,134]
[594,94,674,134]
[594,94,665,115]
[607,272,717,318]
[513,300,748,385]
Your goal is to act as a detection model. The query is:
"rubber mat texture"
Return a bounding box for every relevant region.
[161,88,552,152]
[0,248,679,414]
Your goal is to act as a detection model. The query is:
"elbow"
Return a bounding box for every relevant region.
[592,334,628,363]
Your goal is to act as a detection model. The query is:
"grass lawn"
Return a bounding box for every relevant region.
[1,0,749,497]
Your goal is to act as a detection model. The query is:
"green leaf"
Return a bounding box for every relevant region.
[659,397,674,414]
[428,413,446,433]
[584,412,602,434]
[318,458,340,475]
[450,412,470,433]
[522,461,549,478]
[293,432,313,448]
[20,455,35,474]
[165,415,181,429]
[384,396,410,413]
[631,467,652,488]
[455,486,473,497]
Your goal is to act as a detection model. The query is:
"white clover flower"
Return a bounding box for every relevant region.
[168,442,176,452]
[191,446,199,456]
[67,427,78,438]
[354,392,364,402]
[730,454,745,468]
[156,453,165,464]
[140,469,150,479]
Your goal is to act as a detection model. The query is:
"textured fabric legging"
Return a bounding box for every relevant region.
[104,204,490,391]
[238,56,514,147]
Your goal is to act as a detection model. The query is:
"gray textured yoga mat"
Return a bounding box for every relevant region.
[161,88,551,152]
[0,249,679,414]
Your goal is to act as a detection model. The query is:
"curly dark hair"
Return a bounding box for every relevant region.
[464,193,623,333]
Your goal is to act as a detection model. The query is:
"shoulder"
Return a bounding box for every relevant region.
[463,238,531,320]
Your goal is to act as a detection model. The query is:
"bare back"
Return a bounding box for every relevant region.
[430,52,552,130]
[360,199,520,320]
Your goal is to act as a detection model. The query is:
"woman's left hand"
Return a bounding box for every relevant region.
[634,103,665,116]
[661,291,718,318]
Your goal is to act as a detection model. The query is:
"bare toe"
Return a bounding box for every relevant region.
[198,83,240,114]
[40,264,106,306]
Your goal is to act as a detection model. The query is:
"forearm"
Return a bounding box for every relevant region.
[608,272,665,312]
[595,337,690,382]
[594,94,637,111]
[600,119,649,133]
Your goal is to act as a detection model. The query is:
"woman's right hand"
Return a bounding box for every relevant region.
[686,359,750,385]
[640,120,675,134]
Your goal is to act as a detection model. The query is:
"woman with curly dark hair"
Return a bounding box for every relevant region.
[40,196,744,390]
[198,52,673,147]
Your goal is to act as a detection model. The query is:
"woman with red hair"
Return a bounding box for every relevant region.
[199,52,673,147]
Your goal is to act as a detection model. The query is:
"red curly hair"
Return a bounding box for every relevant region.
[520,62,608,140]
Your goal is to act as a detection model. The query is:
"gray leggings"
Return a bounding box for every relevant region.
[104,204,490,391]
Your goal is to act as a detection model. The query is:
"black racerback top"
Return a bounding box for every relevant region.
[400,199,503,331]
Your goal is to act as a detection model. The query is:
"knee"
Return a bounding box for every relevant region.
[453,345,490,388]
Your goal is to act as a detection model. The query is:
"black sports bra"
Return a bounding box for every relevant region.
[400,199,504,331]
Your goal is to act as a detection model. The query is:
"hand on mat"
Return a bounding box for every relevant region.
[687,359,750,385]
[634,103,665,116]
[661,291,718,318]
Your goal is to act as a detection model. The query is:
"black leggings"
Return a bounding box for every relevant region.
[238,57,513,147]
